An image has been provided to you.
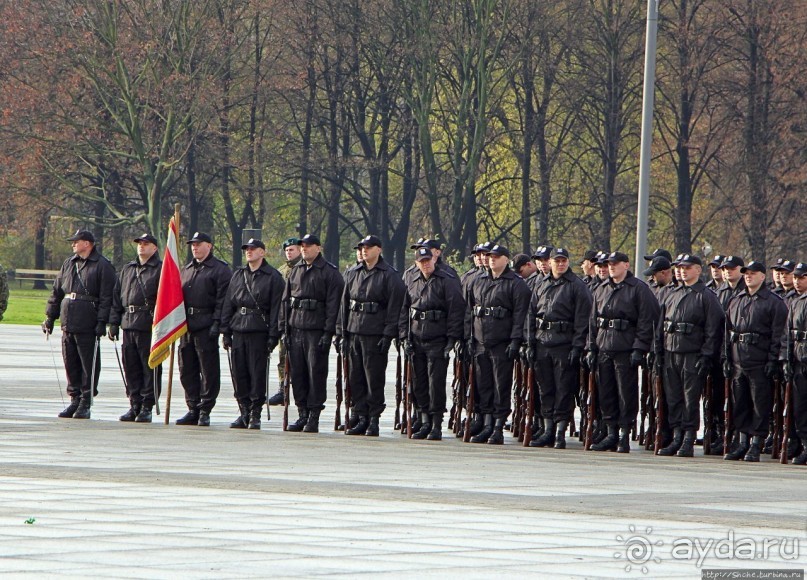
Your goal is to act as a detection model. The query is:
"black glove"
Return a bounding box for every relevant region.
[266,336,279,355]
[402,339,414,356]
[443,340,457,360]
[333,335,342,352]
[584,349,597,371]
[377,336,392,353]
[222,333,233,350]
[317,333,332,351]
[95,321,107,338]
[695,355,710,377]
[209,323,220,340]
[629,349,644,369]
[764,361,780,380]
[107,324,119,341]
[782,362,793,382]
[42,317,54,335]
[722,360,732,378]
[505,340,521,361]
[568,347,582,368]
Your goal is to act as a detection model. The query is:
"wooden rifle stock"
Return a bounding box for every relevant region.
[334,351,343,431]
[703,374,713,455]
[584,368,596,450]
[781,375,792,465]
[522,363,534,447]
[448,357,460,431]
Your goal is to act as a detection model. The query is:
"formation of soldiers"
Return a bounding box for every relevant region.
[38,228,807,465]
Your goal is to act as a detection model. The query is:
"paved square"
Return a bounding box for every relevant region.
[1,324,805,578]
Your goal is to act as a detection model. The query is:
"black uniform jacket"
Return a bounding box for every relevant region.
[109,253,162,331]
[725,286,787,368]
[657,281,724,357]
[400,267,465,342]
[464,267,531,347]
[528,270,592,349]
[221,260,283,337]
[180,253,231,333]
[280,254,344,334]
[338,257,406,338]
[781,291,807,363]
[588,271,660,354]
[46,248,116,333]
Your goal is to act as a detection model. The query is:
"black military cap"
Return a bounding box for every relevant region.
[476,241,494,254]
[671,253,684,266]
[720,255,744,269]
[511,253,531,272]
[187,231,213,244]
[580,249,598,264]
[282,237,301,249]
[409,237,428,250]
[241,238,266,250]
[642,256,672,276]
[594,251,609,265]
[67,229,95,243]
[487,244,510,258]
[410,237,441,250]
[607,251,630,263]
[357,234,382,248]
[414,247,433,262]
[741,261,766,274]
[531,245,553,260]
[643,248,672,261]
[300,234,321,246]
[677,254,702,267]
[550,247,570,260]
[772,259,795,273]
[708,254,726,267]
[133,233,158,245]
[793,263,807,277]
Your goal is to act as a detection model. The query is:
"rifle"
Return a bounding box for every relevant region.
[343,338,351,433]
[334,350,344,430]
[448,356,460,431]
[638,363,649,443]
[772,378,783,459]
[282,348,290,431]
[780,329,793,464]
[404,314,414,437]
[723,318,733,455]
[703,374,713,455]
[584,364,596,450]
[578,367,589,442]
[463,339,476,443]
[522,354,535,448]
[394,345,402,431]
[653,319,665,454]
[453,356,467,436]
[512,358,523,438]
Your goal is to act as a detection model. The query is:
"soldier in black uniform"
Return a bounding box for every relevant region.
[43,230,116,419]
[592,252,610,292]
[782,262,807,464]
[337,235,406,436]
[464,244,531,444]
[280,234,344,433]
[400,246,465,440]
[643,256,674,300]
[717,255,746,310]
[723,261,788,461]
[654,255,724,457]
[706,255,725,293]
[580,250,598,288]
[586,252,660,453]
[532,245,553,282]
[512,253,537,282]
[220,238,283,430]
[527,247,592,449]
[108,233,162,423]
[177,232,232,426]
[772,260,796,301]
[460,244,486,293]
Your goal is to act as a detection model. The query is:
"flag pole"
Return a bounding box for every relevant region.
[164,203,181,425]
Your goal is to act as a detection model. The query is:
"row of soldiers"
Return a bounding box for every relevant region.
[39,229,807,464]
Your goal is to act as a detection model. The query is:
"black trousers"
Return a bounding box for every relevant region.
[121,329,161,407]
[179,329,221,413]
[474,342,512,420]
[230,331,268,410]
[348,334,389,417]
[710,358,726,429]
[596,351,638,429]
[411,337,449,415]
[289,328,329,410]
[731,364,772,436]
[534,345,576,422]
[662,352,705,432]
[62,332,99,401]
[794,363,807,439]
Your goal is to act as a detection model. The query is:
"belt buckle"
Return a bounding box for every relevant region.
[484,307,491,316]
[128,305,136,313]
[240,307,248,315]
[67,292,76,300]
[188,307,196,315]
[607,320,616,329]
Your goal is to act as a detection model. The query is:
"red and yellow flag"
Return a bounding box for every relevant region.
[148,217,187,368]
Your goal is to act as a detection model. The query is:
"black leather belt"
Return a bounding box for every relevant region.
[291,297,323,310]
[349,300,380,313]
[187,307,213,316]
[536,318,570,331]
[410,308,446,321]
[65,293,98,302]
[127,304,152,313]
[474,306,511,319]
[596,317,633,330]
[239,307,262,316]
[664,321,695,334]
[790,330,807,341]
[730,331,761,344]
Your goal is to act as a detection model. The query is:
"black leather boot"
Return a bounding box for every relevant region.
[762,433,774,455]
[58,397,80,418]
[657,428,683,456]
[73,397,91,420]
[709,431,724,455]
[554,420,568,449]
[470,414,493,443]
[197,410,210,426]
[792,439,807,465]
[532,413,543,438]
[788,437,803,462]
[119,405,140,422]
[365,416,380,437]
[469,413,484,437]
[346,415,368,435]
[411,412,432,440]
[410,413,422,435]
[591,425,618,451]
[176,410,200,425]
[248,407,261,430]
[427,414,443,441]
[487,417,505,445]
[616,427,631,453]
[676,430,696,457]
[744,435,762,462]
[724,432,749,460]
[230,403,249,429]
[287,408,309,432]
[303,409,321,433]
[135,406,152,423]
[267,389,284,406]
[530,418,555,448]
